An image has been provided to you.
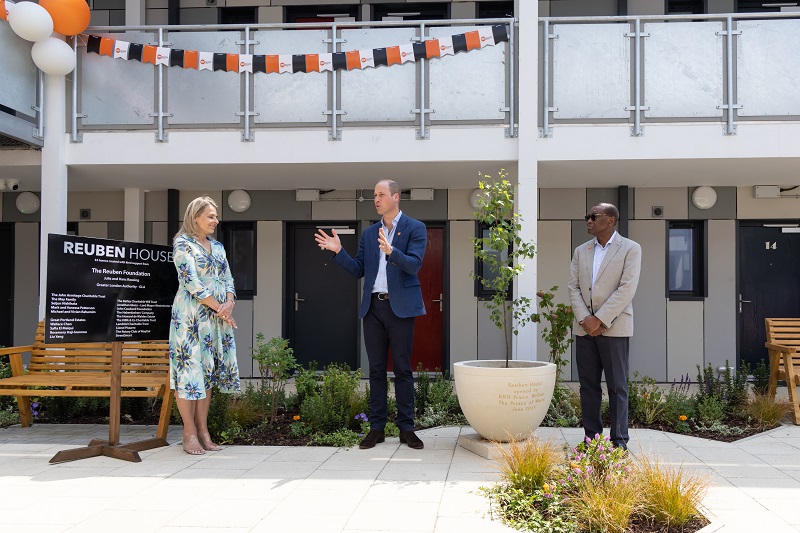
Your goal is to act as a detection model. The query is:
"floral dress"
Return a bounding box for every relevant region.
[169,234,241,400]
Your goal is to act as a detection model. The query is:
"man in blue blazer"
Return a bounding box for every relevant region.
[315,180,427,449]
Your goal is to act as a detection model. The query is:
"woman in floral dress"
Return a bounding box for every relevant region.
[170,196,240,455]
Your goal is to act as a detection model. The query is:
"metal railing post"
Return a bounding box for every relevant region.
[33,70,44,141]
[624,18,649,137]
[506,19,516,138]
[415,22,431,140]
[542,19,551,137]
[236,27,257,141]
[70,35,86,142]
[323,24,345,140]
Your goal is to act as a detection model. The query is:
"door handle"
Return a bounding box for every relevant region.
[295,292,305,312]
[432,293,443,312]
[738,294,751,314]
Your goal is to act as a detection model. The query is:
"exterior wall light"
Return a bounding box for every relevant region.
[16,191,41,214]
[692,186,717,210]
[227,189,251,213]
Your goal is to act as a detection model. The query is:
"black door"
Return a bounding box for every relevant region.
[739,223,800,369]
[286,223,359,369]
[0,224,13,347]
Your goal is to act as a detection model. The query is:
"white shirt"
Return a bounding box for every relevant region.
[592,231,617,288]
[372,211,402,294]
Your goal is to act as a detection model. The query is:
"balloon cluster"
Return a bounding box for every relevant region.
[2,0,90,76]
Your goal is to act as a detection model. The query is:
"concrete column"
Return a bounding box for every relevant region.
[126,0,146,26]
[513,0,540,361]
[39,73,69,320]
[124,188,145,243]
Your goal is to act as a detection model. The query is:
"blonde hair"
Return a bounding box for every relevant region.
[175,196,218,242]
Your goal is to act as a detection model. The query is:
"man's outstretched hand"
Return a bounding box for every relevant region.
[315,228,342,254]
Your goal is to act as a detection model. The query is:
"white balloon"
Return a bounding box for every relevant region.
[7,2,53,42]
[31,37,76,76]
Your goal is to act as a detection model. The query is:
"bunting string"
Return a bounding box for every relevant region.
[81,25,509,75]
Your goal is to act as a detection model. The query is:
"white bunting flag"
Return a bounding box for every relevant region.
[155,46,171,66]
[399,43,415,64]
[477,27,496,48]
[318,53,333,72]
[358,49,375,69]
[438,36,454,57]
[278,55,293,74]
[198,51,213,71]
[113,40,130,60]
[238,54,253,73]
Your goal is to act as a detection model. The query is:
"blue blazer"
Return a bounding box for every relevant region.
[332,214,427,319]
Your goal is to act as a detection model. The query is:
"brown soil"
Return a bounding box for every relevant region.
[629,418,777,443]
[627,516,710,532]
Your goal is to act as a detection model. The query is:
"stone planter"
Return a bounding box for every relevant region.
[453,360,557,442]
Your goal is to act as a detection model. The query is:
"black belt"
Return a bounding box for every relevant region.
[373,292,389,300]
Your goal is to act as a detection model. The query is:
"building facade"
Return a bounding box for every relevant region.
[1,0,799,382]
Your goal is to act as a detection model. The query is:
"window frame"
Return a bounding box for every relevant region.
[666,220,707,301]
[474,221,512,301]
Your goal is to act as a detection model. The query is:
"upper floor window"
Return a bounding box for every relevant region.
[667,221,706,300]
[478,1,514,18]
[373,3,449,21]
[286,5,359,24]
[668,0,705,14]
[736,1,787,12]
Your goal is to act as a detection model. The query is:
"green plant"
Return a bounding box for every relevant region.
[206,387,232,442]
[481,483,577,533]
[659,374,695,432]
[693,420,744,437]
[226,382,267,429]
[561,434,630,490]
[628,376,664,425]
[252,333,297,423]
[299,364,367,434]
[293,362,320,408]
[310,428,362,447]
[413,367,466,428]
[696,395,725,425]
[495,436,562,493]
[0,408,19,428]
[542,385,579,428]
[695,360,749,417]
[748,392,791,427]
[752,359,770,396]
[530,286,574,378]
[635,454,708,529]
[567,475,641,533]
[472,170,536,367]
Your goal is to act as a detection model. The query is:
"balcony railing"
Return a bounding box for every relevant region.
[540,12,800,137]
[67,18,517,143]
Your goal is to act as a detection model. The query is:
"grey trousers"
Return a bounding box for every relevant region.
[575,334,630,445]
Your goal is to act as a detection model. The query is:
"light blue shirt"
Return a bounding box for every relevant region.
[372,211,402,294]
[592,231,617,288]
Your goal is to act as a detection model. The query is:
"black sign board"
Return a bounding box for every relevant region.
[45,234,177,343]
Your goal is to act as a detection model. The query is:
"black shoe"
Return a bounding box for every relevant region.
[359,430,385,449]
[399,430,424,449]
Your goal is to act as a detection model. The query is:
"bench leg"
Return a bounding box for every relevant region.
[784,354,800,425]
[156,388,174,441]
[16,396,32,427]
[768,351,781,399]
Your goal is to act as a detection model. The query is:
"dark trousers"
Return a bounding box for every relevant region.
[363,294,416,432]
[575,335,630,445]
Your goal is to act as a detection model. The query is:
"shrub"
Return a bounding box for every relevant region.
[495,436,562,493]
[567,475,641,533]
[748,392,791,427]
[292,362,320,408]
[251,333,297,423]
[299,364,367,434]
[0,408,19,428]
[482,484,577,533]
[542,385,579,428]
[206,387,232,441]
[635,454,708,529]
[658,374,695,431]
[414,368,466,428]
[752,360,770,396]
[695,360,749,417]
[696,395,726,425]
[226,382,267,429]
[310,428,362,447]
[628,375,664,425]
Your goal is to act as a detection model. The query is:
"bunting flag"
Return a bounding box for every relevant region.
[76,24,509,76]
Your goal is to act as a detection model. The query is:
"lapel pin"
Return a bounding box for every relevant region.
[397,232,401,236]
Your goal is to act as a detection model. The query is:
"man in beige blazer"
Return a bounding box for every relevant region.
[567,203,641,450]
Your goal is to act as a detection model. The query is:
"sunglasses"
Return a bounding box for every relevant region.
[584,213,609,221]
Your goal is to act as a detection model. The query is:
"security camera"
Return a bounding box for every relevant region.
[7,179,19,191]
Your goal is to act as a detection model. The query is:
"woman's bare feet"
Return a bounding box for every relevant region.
[199,432,221,451]
[182,434,205,455]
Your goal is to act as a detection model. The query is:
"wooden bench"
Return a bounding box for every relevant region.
[0,322,174,442]
[765,318,800,425]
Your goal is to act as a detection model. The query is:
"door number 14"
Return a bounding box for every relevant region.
[765,241,777,249]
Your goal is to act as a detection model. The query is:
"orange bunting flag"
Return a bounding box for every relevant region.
[142,45,158,64]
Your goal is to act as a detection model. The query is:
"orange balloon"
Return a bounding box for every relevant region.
[39,0,91,36]
[0,0,7,22]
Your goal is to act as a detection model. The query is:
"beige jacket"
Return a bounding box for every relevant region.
[567,234,642,337]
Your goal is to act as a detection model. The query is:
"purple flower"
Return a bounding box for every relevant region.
[599,454,606,461]
[30,401,41,417]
